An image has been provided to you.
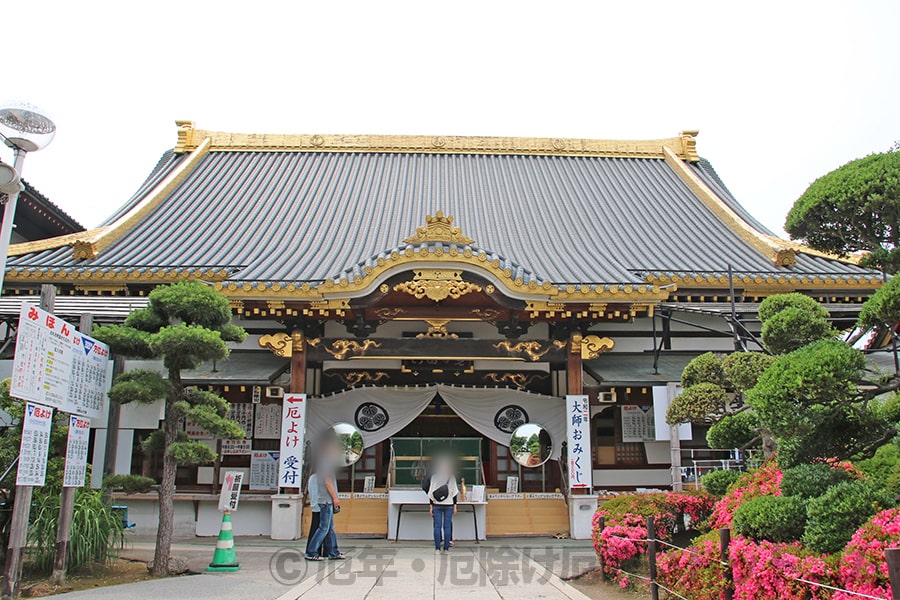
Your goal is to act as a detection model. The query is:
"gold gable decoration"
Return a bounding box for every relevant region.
[402,211,475,246]
[393,269,482,302]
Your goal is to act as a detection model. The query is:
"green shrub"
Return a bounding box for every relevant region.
[856,443,900,493]
[701,470,742,497]
[721,352,776,392]
[733,495,807,543]
[781,463,852,499]
[707,411,760,449]
[802,480,886,553]
[103,473,156,494]
[666,383,729,424]
[27,488,125,573]
[681,352,727,388]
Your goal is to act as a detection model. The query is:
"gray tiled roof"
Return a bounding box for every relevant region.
[7,150,877,286]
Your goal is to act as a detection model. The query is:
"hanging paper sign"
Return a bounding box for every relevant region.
[221,439,252,456]
[278,394,306,488]
[566,395,592,490]
[218,471,244,512]
[67,331,110,420]
[250,451,279,490]
[254,403,281,439]
[621,405,656,442]
[17,402,54,486]
[63,415,91,487]
[11,304,75,410]
[228,403,254,438]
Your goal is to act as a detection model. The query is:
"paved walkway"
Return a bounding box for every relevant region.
[53,537,601,600]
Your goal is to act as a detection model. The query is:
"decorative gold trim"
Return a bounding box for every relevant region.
[416,319,458,339]
[493,340,552,362]
[393,269,483,302]
[325,371,389,386]
[483,372,547,390]
[8,137,213,259]
[372,307,404,320]
[403,212,475,245]
[580,335,615,360]
[663,146,797,266]
[470,308,502,321]
[259,333,292,358]
[74,284,127,294]
[323,339,382,361]
[645,272,882,290]
[174,124,703,161]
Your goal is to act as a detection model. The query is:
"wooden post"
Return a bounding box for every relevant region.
[646,516,659,600]
[597,516,606,582]
[50,314,93,585]
[289,330,306,395]
[3,285,55,600]
[887,548,900,600]
[720,528,734,600]
[567,333,583,397]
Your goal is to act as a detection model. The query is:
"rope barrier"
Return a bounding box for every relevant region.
[790,577,889,600]
[599,532,891,600]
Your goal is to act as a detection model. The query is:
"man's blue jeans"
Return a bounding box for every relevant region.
[432,505,453,551]
[306,503,339,559]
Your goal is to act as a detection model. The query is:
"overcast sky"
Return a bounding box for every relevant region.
[3,1,898,236]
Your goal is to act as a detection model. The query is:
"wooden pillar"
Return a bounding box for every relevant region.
[289,330,306,394]
[567,333,583,396]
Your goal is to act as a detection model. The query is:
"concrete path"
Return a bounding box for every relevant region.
[52,537,599,600]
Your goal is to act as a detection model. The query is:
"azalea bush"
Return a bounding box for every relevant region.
[836,508,900,599]
[708,464,783,529]
[732,495,807,543]
[729,537,838,600]
[592,491,714,587]
[656,531,728,600]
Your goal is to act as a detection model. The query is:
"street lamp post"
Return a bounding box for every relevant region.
[0,102,55,600]
[0,101,57,293]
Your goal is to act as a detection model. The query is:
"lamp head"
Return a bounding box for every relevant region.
[0,162,21,195]
[0,101,56,152]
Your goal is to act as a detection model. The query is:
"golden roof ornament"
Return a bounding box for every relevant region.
[403,211,475,246]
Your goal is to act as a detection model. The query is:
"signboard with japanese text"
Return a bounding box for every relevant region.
[185,417,214,440]
[11,304,75,410]
[10,304,110,419]
[250,451,279,490]
[63,415,91,487]
[621,405,656,443]
[278,394,306,488]
[221,439,252,456]
[218,471,244,512]
[254,403,281,439]
[228,403,254,438]
[17,402,54,486]
[67,332,110,420]
[565,395,592,491]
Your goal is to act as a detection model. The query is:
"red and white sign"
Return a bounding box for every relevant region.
[63,415,91,487]
[17,402,54,486]
[278,394,306,488]
[10,304,110,419]
[566,395,592,490]
[68,331,110,420]
[218,471,244,512]
[11,304,75,411]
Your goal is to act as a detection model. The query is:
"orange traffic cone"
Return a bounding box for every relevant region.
[207,511,240,572]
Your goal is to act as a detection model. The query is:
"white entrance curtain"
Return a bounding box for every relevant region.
[306,386,436,448]
[436,385,566,460]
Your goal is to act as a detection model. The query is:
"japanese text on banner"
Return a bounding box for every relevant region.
[218,471,244,512]
[278,394,306,488]
[18,402,54,486]
[63,415,91,487]
[565,395,592,490]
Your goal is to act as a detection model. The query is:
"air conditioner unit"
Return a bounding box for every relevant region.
[265,386,284,399]
[598,391,617,403]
